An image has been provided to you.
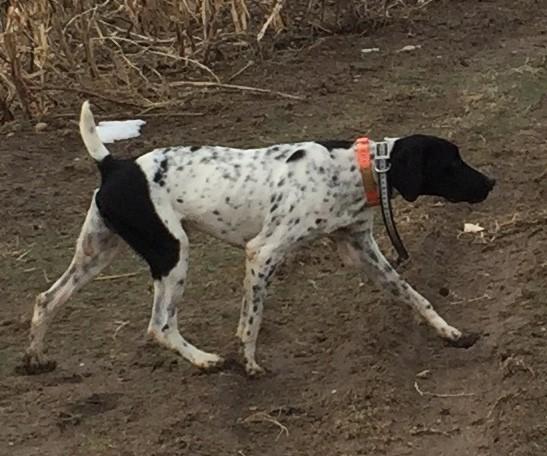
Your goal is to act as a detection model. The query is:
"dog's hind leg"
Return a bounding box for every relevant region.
[144,209,224,370]
[23,193,121,374]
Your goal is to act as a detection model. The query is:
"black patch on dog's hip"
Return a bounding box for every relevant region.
[96,158,179,280]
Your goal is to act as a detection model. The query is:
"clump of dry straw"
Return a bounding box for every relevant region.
[0,1,432,120]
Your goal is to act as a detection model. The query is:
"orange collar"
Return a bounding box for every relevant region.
[354,137,380,206]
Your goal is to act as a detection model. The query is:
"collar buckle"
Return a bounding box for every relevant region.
[373,141,391,173]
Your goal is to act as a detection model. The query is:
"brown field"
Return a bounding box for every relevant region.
[1,1,546,455]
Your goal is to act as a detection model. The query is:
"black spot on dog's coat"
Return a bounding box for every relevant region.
[367,251,379,263]
[286,149,305,162]
[153,157,169,187]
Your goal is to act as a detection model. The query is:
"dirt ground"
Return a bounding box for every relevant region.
[1,1,546,455]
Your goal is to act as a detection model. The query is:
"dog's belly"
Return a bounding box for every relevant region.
[182,218,258,248]
[179,202,265,247]
[173,182,270,247]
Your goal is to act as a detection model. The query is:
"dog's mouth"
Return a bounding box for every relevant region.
[444,195,466,204]
[466,196,488,204]
[445,194,488,204]
[446,181,495,204]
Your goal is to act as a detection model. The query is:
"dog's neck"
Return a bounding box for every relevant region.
[353,137,401,203]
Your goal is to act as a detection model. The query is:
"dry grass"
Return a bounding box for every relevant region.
[0,0,434,120]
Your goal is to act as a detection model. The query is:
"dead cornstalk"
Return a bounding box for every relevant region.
[0,1,435,119]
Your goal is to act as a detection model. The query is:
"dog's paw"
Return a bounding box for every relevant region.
[16,351,57,375]
[245,361,266,378]
[444,331,481,349]
[194,353,225,371]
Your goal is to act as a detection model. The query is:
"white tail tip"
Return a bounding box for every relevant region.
[79,101,110,162]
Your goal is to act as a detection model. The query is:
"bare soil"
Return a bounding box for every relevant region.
[1,1,546,455]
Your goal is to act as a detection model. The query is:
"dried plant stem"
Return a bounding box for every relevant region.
[414,381,476,398]
[95,272,140,281]
[257,0,285,42]
[227,60,254,82]
[30,85,145,108]
[169,80,304,100]
[3,32,32,119]
[0,1,434,119]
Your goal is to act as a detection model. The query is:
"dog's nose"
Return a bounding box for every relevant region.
[488,177,496,189]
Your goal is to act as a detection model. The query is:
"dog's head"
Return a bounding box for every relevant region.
[388,135,495,203]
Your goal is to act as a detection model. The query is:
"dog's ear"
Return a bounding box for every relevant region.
[389,137,425,202]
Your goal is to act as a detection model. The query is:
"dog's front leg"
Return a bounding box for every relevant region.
[143,211,224,370]
[238,241,283,376]
[339,229,479,348]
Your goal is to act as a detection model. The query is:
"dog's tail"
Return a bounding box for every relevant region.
[79,101,111,162]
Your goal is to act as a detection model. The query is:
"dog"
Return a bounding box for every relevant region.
[22,102,495,376]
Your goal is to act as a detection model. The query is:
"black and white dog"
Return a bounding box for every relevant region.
[23,102,495,376]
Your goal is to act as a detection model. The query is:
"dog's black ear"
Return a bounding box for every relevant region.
[389,137,425,202]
